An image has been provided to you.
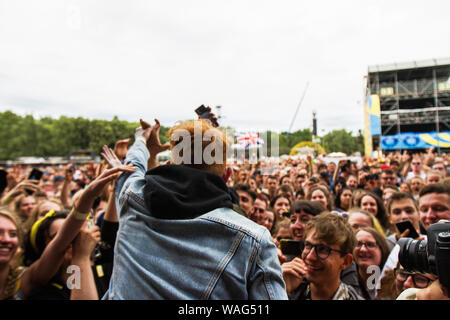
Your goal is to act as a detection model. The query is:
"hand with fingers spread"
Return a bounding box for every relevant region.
[282,257,308,294]
[74,166,135,214]
[101,145,124,169]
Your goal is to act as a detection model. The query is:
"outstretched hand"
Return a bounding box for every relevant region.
[74,166,134,213]
[143,118,170,156]
[147,119,170,155]
[101,145,123,169]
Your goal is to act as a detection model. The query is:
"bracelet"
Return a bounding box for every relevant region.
[2,195,12,204]
[70,207,90,221]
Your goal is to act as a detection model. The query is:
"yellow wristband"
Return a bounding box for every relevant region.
[70,207,90,221]
[3,195,12,203]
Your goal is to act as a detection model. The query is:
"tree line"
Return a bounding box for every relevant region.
[0,111,363,160]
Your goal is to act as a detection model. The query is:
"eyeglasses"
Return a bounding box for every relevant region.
[395,269,434,288]
[355,241,378,250]
[303,241,347,260]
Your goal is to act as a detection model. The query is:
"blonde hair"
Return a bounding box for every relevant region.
[168,119,230,176]
[0,207,22,246]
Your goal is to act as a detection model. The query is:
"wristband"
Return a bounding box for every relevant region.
[70,207,90,221]
[2,195,12,204]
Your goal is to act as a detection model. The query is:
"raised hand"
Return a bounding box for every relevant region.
[148,119,170,156]
[101,145,123,169]
[74,166,134,214]
[2,179,39,201]
[281,257,307,294]
[72,224,101,259]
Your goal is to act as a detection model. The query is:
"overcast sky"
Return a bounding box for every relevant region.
[1,0,449,135]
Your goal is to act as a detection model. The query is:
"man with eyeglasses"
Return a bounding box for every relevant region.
[395,266,437,293]
[284,212,364,300]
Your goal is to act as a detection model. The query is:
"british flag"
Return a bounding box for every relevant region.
[235,131,264,148]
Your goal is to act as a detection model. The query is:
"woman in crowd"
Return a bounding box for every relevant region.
[306,185,333,211]
[399,182,412,194]
[334,187,353,213]
[22,199,64,235]
[14,194,37,224]
[0,210,24,300]
[352,227,390,300]
[0,166,133,300]
[346,208,374,232]
[357,191,392,236]
[260,207,276,235]
[270,194,291,219]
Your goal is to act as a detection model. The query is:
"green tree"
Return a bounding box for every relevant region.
[322,129,363,154]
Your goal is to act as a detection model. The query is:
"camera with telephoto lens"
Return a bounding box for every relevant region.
[398,220,450,288]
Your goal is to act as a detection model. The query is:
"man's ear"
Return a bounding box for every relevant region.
[341,253,354,270]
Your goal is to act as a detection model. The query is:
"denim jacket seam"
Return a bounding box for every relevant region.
[255,242,275,299]
[201,232,245,300]
[125,189,147,208]
[200,215,261,242]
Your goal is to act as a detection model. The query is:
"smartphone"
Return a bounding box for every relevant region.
[396,220,420,239]
[195,105,219,127]
[28,168,43,181]
[280,239,304,257]
[0,169,7,195]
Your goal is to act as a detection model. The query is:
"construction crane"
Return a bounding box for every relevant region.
[288,82,309,133]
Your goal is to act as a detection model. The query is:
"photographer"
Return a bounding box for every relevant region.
[394,184,450,300]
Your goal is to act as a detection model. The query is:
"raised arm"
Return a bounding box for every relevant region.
[20,166,134,298]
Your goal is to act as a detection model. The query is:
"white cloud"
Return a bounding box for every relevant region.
[1,0,449,135]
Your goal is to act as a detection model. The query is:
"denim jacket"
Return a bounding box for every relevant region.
[103,140,287,300]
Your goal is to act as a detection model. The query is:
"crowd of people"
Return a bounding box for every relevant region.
[0,115,449,300]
